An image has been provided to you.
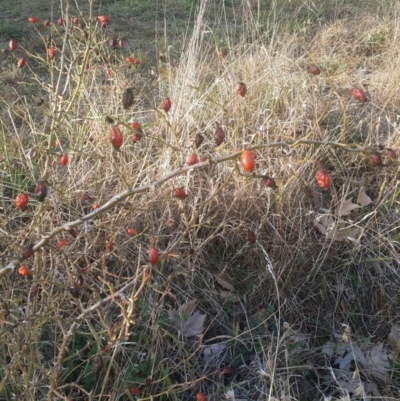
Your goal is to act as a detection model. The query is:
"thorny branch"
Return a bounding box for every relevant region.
[0,139,366,278]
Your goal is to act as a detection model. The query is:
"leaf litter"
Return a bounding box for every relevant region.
[336,198,360,217]
[168,299,206,338]
[314,214,360,242]
[357,186,373,207]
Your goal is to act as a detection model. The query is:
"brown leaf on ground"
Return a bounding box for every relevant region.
[364,342,391,381]
[184,311,206,337]
[168,299,206,337]
[215,271,234,291]
[314,214,361,241]
[357,186,373,207]
[337,198,360,217]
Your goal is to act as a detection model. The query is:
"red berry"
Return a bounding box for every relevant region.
[93,203,100,210]
[131,122,143,142]
[186,153,198,166]
[262,176,277,189]
[236,82,247,97]
[148,247,159,265]
[196,392,207,401]
[30,285,40,297]
[59,154,68,165]
[247,230,256,243]
[57,18,64,26]
[106,68,112,77]
[174,187,186,200]
[369,151,382,166]
[129,386,140,395]
[57,239,68,249]
[109,126,124,150]
[127,228,135,236]
[315,168,331,189]
[161,97,172,113]
[308,65,320,75]
[118,38,124,48]
[18,266,30,277]
[48,48,56,59]
[134,60,141,66]
[20,244,34,260]
[240,150,255,172]
[44,19,51,27]
[105,240,114,251]
[97,15,109,25]
[29,17,38,23]
[214,125,225,146]
[15,193,29,210]
[17,57,25,68]
[35,181,47,202]
[126,57,134,63]
[132,132,142,142]
[352,87,367,103]
[223,366,233,375]
[9,39,17,52]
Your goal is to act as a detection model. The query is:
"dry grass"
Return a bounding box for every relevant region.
[1,0,400,400]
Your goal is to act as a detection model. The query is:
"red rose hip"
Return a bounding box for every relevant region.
[15,193,29,210]
[161,97,172,113]
[148,247,159,265]
[352,87,367,103]
[109,126,124,150]
[315,168,331,189]
[240,150,255,172]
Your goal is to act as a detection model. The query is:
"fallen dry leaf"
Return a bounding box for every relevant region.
[215,271,234,291]
[364,342,391,381]
[315,214,336,237]
[168,299,206,337]
[184,311,206,337]
[337,198,360,217]
[335,343,367,370]
[314,214,361,242]
[333,368,363,394]
[357,186,373,207]
[321,341,336,357]
[203,343,226,359]
[180,299,197,316]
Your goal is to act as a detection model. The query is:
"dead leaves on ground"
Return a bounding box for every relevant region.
[357,186,373,207]
[314,185,374,242]
[318,337,396,400]
[314,213,361,241]
[168,299,206,338]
